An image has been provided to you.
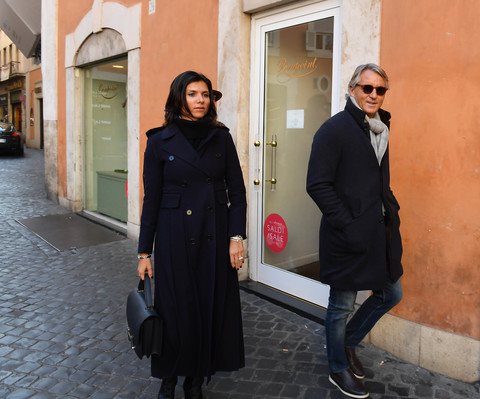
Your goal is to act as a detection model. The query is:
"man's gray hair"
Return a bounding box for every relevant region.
[348,63,389,90]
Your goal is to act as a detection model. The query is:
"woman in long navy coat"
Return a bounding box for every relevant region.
[137,71,247,399]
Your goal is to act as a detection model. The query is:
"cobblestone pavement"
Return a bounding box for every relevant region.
[0,149,479,398]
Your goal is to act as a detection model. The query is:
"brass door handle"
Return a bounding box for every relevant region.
[266,134,277,190]
[266,140,277,147]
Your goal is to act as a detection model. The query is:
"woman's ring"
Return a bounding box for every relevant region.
[239,257,244,260]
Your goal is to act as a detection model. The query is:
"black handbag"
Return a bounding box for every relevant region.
[126,273,163,359]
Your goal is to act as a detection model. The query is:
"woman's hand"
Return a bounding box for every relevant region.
[138,257,153,280]
[229,240,245,270]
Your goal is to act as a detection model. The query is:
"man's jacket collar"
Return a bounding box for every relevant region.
[345,96,391,128]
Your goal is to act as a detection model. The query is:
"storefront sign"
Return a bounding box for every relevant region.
[5,79,23,92]
[277,57,318,78]
[264,213,288,253]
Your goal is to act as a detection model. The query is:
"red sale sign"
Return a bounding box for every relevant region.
[264,213,288,253]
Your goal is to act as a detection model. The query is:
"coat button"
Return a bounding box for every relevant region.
[206,177,212,184]
[216,153,221,158]
[186,210,193,215]
[207,206,213,213]
[169,155,174,161]
[207,234,213,240]
[182,180,188,187]
[190,238,196,245]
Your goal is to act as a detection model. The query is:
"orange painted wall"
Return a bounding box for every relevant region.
[28,67,42,141]
[138,0,219,184]
[56,0,219,199]
[380,0,480,339]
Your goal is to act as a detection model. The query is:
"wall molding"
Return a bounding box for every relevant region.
[63,1,141,238]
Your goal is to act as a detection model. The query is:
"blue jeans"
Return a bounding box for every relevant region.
[325,278,403,373]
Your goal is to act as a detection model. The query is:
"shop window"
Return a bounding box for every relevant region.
[83,57,128,222]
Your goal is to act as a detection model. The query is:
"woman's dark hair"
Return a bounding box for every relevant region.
[164,71,217,126]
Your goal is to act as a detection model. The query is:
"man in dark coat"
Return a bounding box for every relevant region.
[306,64,403,398]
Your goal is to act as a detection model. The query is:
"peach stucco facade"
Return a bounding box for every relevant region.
[137,0,220,192]
[380,0,480,340]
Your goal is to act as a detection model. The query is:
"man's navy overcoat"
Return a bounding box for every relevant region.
[138,123,246,378]
[306,98,403,290]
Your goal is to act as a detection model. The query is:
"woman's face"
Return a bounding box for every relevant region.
[182,81,210,120]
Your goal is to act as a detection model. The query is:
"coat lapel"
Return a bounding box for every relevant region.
[197,129,217,154]
[160,124,215,176]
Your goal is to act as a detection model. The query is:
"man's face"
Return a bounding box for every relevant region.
[349,69,387,117]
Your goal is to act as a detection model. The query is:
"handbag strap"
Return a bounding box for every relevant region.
[138,273,154,310]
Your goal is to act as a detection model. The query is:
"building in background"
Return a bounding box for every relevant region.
[0,31,26,131]
[5,0,479,384]
[0,30,43,150]
[0,0,43,149]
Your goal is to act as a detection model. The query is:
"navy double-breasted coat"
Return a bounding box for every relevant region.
[306,98,403,291]
[138,122,246,378]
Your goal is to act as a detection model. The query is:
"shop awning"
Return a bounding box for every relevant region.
[0,0,41,58]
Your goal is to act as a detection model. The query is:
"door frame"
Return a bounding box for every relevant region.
[248,0,342,307]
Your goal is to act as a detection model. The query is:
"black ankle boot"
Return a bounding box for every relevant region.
[158,376,178,399]
[183,376,204,399]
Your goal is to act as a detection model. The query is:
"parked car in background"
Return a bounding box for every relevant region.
[0,122,24,155]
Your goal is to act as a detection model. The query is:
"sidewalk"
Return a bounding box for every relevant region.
[0,148,478,398]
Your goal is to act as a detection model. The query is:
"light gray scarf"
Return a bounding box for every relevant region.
[350,96,389,165]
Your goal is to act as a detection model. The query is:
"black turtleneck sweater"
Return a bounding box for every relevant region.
[174,116,212,150]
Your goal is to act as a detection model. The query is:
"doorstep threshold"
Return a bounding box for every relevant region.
[79,210,127,236]
[239,279,326,325]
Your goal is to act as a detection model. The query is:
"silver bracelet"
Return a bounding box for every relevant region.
[230,235,243,242]
[137,254,151,259]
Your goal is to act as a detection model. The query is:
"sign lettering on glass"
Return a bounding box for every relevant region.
[97,83,119,99]
[277,57,318,78]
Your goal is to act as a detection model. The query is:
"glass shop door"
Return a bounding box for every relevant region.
[250,3,341,307]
